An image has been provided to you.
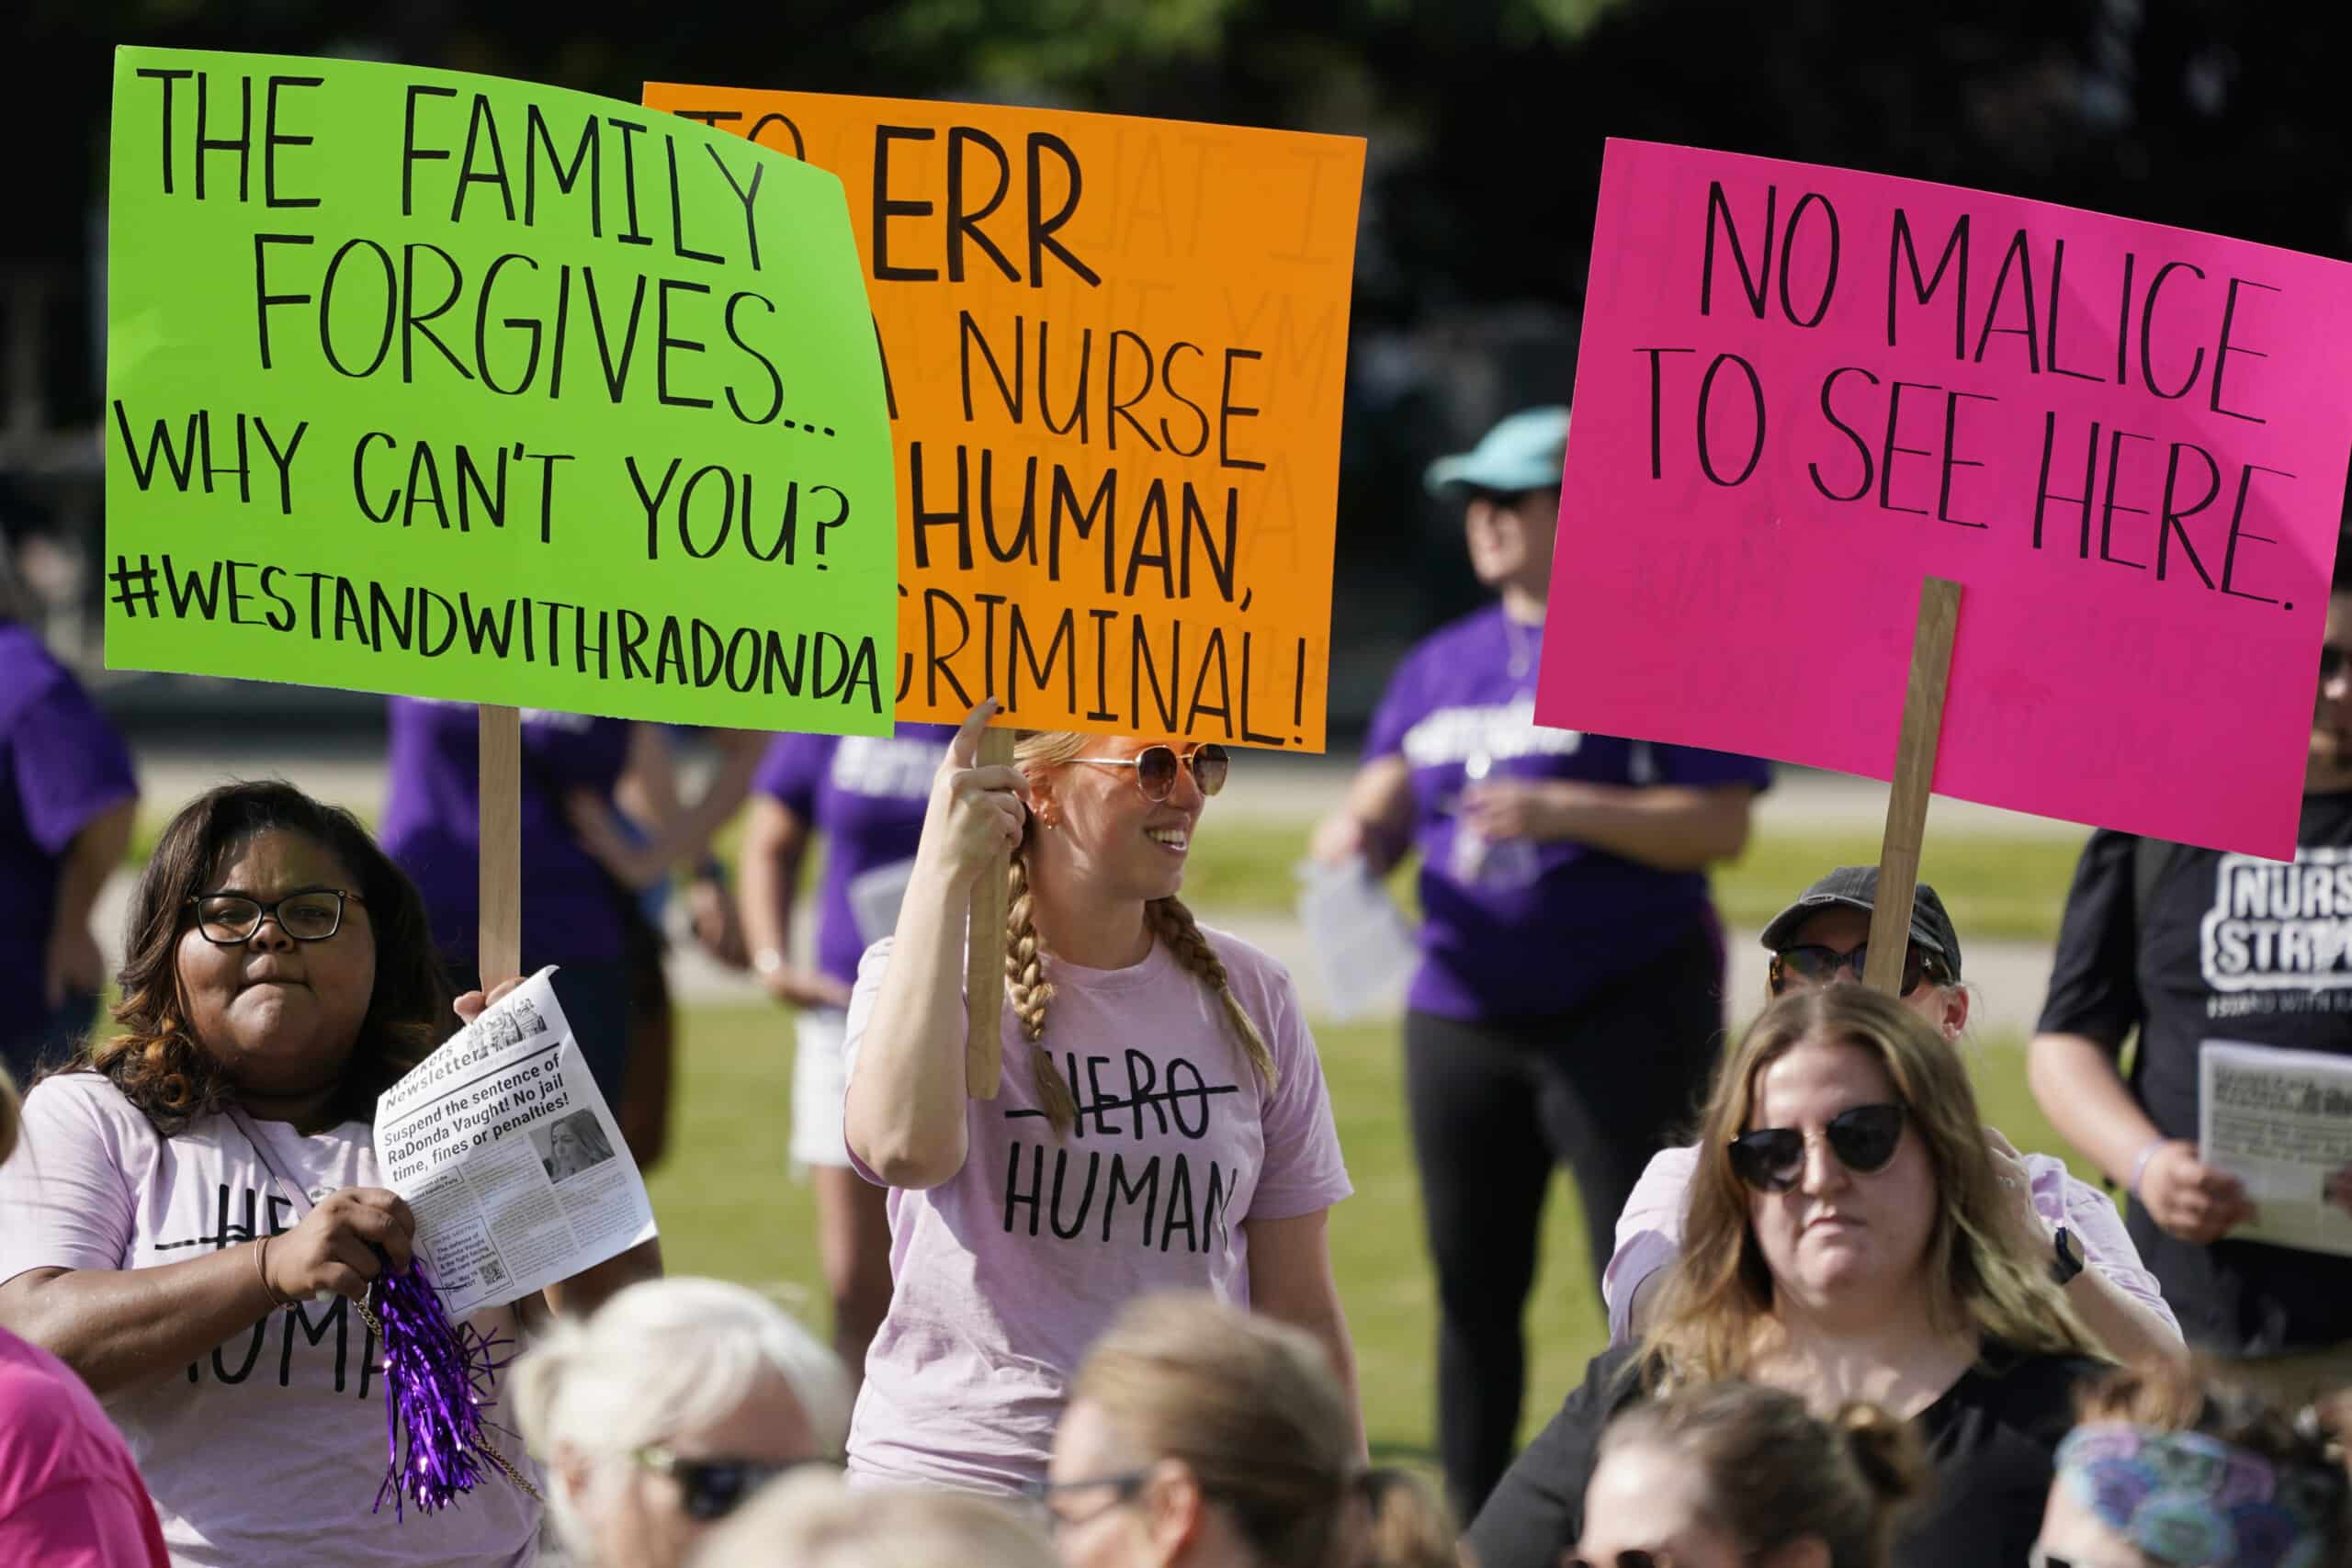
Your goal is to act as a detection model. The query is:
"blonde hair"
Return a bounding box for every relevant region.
[1069,1292,1453,1568]
[1008,731,1276,1136]
[688,1469,1057,1568]
[1600,1382,1928,1568]
[512,1278,852,1558]
[1644,985,2102,1385]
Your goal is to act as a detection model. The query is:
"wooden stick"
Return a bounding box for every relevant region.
[1864,578,1962,997]
[964,727,1016,1099]
[478,704,524,988]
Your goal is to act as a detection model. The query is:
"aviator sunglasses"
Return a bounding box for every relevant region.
[1071,743,1230,802]
[1727,1102,1908,1193]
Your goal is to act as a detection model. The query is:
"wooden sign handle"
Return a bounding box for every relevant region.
[479,704,524,989]
[1865,578,1962,997]
[964,726,1017,1100]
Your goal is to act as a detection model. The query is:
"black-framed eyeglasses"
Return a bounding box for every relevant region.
[1768,942,1944,999]
[1070,744,1229,802]
[633,1447,837,1521]
[1728,1102,1907,1193]
[1017,1471,1152,1534]
[186,890,362,945]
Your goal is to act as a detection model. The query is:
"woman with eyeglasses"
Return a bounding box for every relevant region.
[1465,984,2109,1568]
[735,721,956,1387]
[842,702,1357,1495]
[1035,1292,1453,1568]
[1308,405,1769,1520]
[512,1276,852,1568]
[0,781,657,1566]
[1571,1381,1927,1568]
[1604,868,2184,1372]
[2032,1363,2351,1568]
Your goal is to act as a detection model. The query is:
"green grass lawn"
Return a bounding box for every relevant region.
[646,1003,2098,1462]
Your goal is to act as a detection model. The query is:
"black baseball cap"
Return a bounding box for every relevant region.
[1758,866,1962,981]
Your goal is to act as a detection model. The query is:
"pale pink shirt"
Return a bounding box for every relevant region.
[0,1073,540,1568]
[1602,1142,2181,1346]
[842,927,1352,1495]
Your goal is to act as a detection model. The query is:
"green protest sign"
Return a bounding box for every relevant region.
[105,47,897,731]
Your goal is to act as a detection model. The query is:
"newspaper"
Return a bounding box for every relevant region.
[1295,856,1419,1021]
[375,966,659,1318]
[2199,1038,2352,1259]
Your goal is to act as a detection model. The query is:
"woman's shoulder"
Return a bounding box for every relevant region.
[21,1070,146,1128]
[1190,922,1301,1001]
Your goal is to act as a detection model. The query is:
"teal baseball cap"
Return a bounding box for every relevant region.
[1424,405,1571,500]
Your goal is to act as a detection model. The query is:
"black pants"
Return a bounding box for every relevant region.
[1405,923,1724,1521]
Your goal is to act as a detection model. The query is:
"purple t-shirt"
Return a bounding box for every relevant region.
[841,927,1353,1495]
[1365,604,1771,1021]
[752,725,953,988]
[0,626,138,988]
[379,699,632,964]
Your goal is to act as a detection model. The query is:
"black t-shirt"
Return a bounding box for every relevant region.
[2037,792,2352,1354]
[1464,1341,2098,1568]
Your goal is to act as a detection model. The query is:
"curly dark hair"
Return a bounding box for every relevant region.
[68,780,451,1134]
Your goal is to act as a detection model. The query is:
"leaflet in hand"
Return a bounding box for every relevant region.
[375,967,658,1316]
[2199,1038,2352,1258]
[1295,856,1418,1021]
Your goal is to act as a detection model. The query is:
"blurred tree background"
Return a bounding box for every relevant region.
[9,0,2349,723]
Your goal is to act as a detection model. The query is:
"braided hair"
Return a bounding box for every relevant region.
[1007,732,1275,1137]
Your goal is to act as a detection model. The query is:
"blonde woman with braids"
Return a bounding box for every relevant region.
[1468,985,2109,1568]
[842,701,1358,1495]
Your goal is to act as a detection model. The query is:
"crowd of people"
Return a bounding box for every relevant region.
[1,407,2350,1568]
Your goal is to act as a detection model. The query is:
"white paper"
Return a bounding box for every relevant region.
[375,967,659,1317]
[2199,1038,2352,1258]
[1295,857,1419,1021]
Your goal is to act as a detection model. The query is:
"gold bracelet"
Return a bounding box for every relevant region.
[254,1234,295,1309]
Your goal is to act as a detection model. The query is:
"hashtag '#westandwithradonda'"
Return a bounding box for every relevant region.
[109,554,161,619]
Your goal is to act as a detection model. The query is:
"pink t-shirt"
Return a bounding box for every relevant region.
[0,1073,540,1568]
[0,1325,170,1566]
[842,927,1353,1494]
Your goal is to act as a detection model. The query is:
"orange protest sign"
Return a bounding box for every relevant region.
[642,85,1363,750]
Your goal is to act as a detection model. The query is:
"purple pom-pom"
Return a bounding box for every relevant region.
[366,1255,533,1517]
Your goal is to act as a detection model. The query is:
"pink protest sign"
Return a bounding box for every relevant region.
[1541,139,2352,858]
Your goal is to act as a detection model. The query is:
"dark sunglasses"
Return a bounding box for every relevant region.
[1727,1102,1907,1193]
[634,1448,836,1520]
[1566,1553,1674,1568]
[1768,942,1942,999]
[1071,743,1229,802]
